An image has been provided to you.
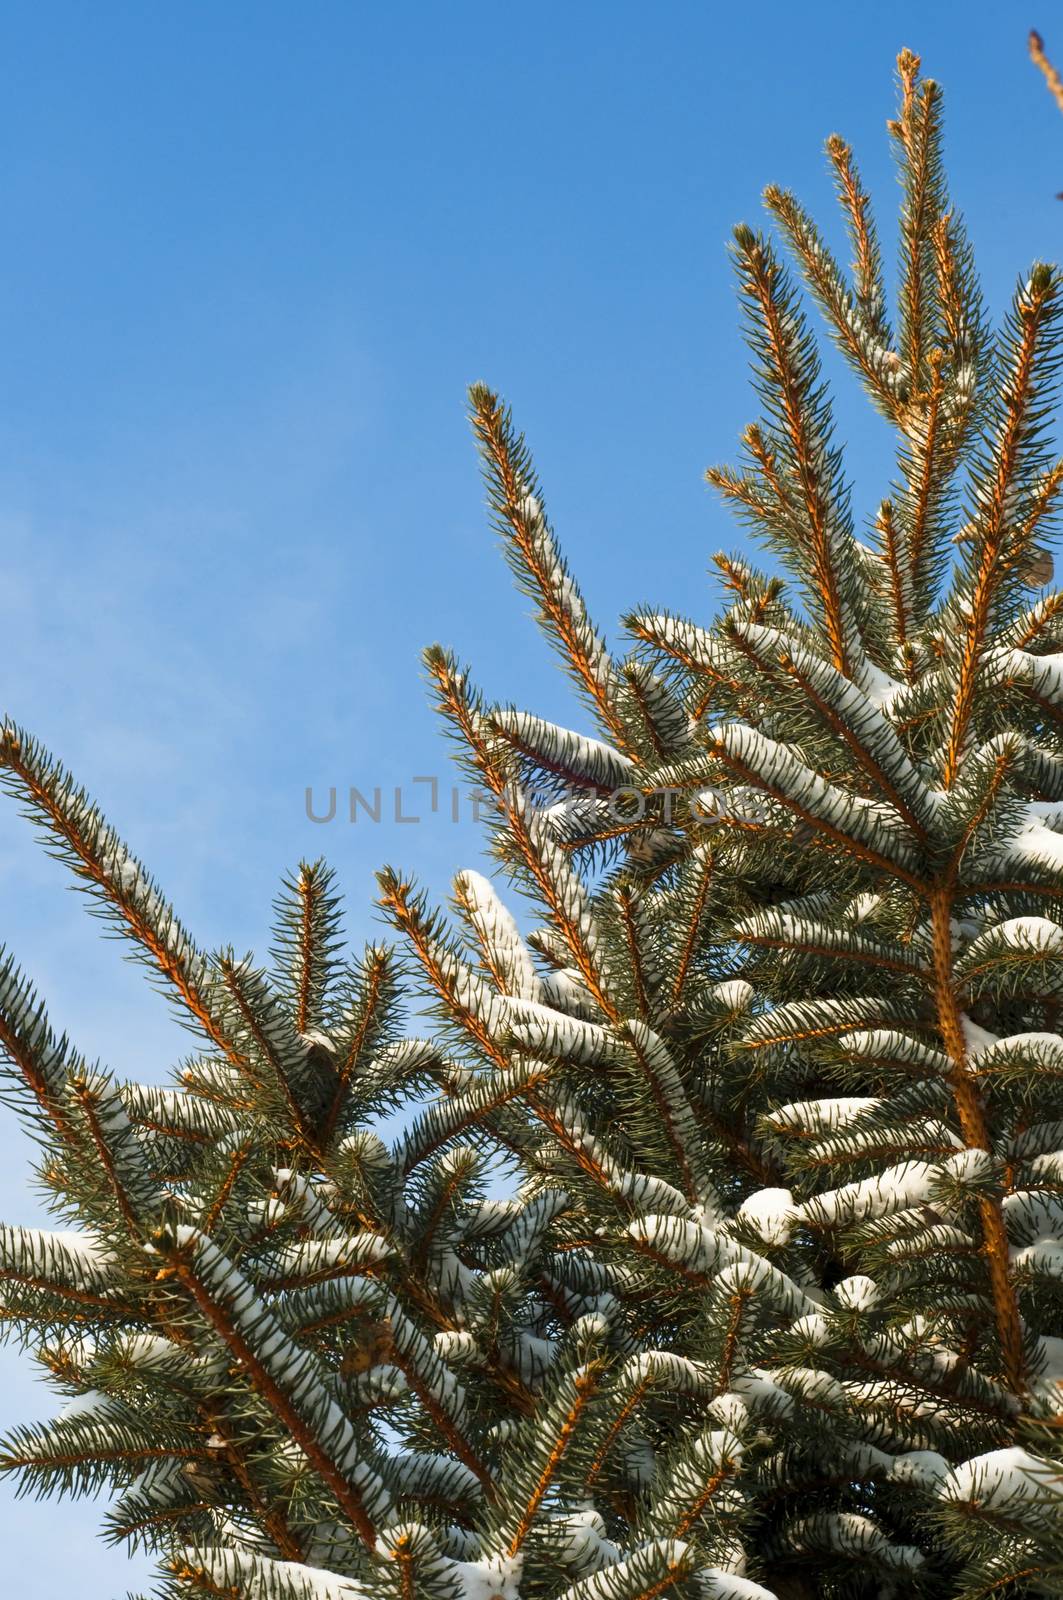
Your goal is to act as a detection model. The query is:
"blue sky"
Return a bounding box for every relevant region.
[0,3,1059,1592]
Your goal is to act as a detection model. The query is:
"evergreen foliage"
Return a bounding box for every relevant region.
[1,48,1062,1600]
